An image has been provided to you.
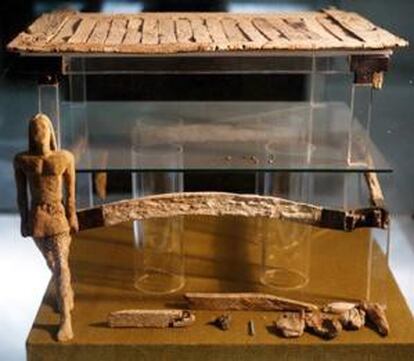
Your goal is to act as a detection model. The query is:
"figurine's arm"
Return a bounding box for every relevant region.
[14,157,29,237]
[63,152,78,233]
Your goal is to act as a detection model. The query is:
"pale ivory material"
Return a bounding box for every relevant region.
[323,302,366,330]
[77,191,388,232]
[7,9,407,55]
[14,113,78,342]
[322,302,357,314]
[274,311,306,338]
[184,292,318,312]
[339,307,366,330]
[108,310,195,328]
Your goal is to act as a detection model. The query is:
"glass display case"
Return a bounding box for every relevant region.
[8,8,412,361]
[49,52,390,302]
[12,10,397,295]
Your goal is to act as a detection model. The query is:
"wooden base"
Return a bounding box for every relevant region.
[27,217,414,361]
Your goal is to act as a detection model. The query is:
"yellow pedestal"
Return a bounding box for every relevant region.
[27,217,414,361]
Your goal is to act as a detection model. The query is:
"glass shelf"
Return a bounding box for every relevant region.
[61,101,390,173]
[25,54,388,173]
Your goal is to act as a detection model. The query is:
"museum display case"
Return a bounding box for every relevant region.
[7,8,413,361]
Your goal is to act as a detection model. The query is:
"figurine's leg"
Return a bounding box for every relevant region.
[33,237,61,312]
[52,233,74,342]
[34,238,56,271]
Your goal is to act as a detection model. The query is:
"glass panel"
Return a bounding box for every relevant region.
[63,56,316,75]
[75,172,94,209]
[38,82,61,148]
[61,100,389,172]
[348,85,373,166]
[181,172,390,304]
[56,55,387,172]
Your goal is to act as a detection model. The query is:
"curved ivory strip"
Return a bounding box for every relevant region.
[77,191,388,232]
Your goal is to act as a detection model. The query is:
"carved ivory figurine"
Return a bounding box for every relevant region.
[14,113,78,342]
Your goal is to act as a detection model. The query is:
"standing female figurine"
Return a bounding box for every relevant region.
[14,113,78,341]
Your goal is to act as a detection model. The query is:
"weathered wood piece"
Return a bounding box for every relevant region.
[252,17,290,48]
[315,15,362,47]
[364,172,385,208]
[159,18,176,44]
[350,55,390,89]
[123,18,142,45]
[141,18,158,45]
[176,19,193,43]
[237,18,267,46]
[206,18,229,48]
[323,8,405,49]
[14,113,78,342]
[52,17,81,43]
[76,191,388,232]
[88,19,111,45]
[106,19,128,45]
[67,18,96,44]
[7,9,408,55]
[190,18,211,44]
[108,309,195,328]
[184,293,318,312]
[361,302,390,336]
[305,312,342,340]
[274,311,306,338]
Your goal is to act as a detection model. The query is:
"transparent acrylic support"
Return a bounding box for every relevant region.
[46,53,394,305]
[348,84,373,166]
[60,55,386,173]
[259,174,312,290]
[64,57,89,157]
[131,144,185,294]
[38,81,61,148]
[305,172,391,303]
[75,172,94,209]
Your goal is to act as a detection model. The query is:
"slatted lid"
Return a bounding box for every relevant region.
[7,8,408,55]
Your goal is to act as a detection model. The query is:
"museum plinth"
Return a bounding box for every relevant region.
[27,218,414,361]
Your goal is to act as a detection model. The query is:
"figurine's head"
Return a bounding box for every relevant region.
[28,113,57,154]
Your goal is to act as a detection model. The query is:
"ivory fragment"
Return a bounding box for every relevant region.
[77,192,389,232]
[322,302,357,314]
[184,292,318,312]
[274,311,305,338]
[339,307,366,330]
[361,302,389,336]
[305,312,342,339]
[108,309,195,328]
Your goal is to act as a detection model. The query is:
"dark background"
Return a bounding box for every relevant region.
[0,0,413,213]
[0,2,413,360]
